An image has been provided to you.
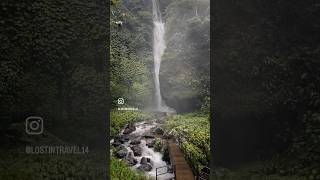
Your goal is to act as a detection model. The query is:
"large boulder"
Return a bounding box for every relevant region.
[130,138,141,145]
[143,133,155,139]
[154,127,164,135]
[130,145,142,156]
[112,135,129,146]
[118,135,130,143]
[123,123,136,134]
[138,164,152,172]
[146,139,156,148]
[125,152,137,166]
[112,140,122,147]
[140,157,151,165]
[116,147,128,159]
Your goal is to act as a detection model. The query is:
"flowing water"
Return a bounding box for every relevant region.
[152,0,166,111]
[119,120,175,180]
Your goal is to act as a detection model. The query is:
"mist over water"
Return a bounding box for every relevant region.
[152,0,166,111]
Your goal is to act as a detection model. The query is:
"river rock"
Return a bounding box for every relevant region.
[130,138,141,145]
[143,133,155,139]
[130,145,142,156]
[125,152,137,166]
[123,123,136,134]
[154,127,164,135]
[119,135,130,143]
[138,164,152,172]
[116,147,128,159]
[112,140,122,147]
[140,157,151,165]
[113,135,129,145]
[146,139,156,148]
[115,144,126,150]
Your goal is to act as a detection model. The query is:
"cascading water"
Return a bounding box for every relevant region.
[152,0,166,111]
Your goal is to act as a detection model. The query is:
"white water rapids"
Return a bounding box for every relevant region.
[129,121,174,180]
[114,120,174,180]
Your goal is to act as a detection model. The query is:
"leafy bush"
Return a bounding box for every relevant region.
[110,157,150,180]
[164,113,210,173]
[154,138,163,152]
[110,1,153,108]
[110,110,153,137]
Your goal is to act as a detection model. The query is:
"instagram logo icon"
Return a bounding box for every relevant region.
[25,116,43,135]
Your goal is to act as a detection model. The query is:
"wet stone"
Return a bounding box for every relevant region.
[112,140,122,147]
[130,138,141,145]
[140,157,151,165]
[123,123,136,134]
[143,133,155,139]
[116,148,128,159]
[125,152,137,166]
[138,163,152,172]
[154,127,165,135]
[146,139,156,148]
[119,135,130,143]
[130,145,142,156]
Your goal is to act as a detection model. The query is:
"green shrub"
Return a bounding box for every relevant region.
[111,157,149,180]
[110,110,153,137]
[154,138,163,152]
[164,113,210,173]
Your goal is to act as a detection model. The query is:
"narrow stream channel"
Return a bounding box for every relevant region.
[112,117,175,180]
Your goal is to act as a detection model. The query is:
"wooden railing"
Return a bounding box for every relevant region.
[155,165,176,180]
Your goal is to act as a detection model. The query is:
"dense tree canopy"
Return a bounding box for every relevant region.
[0,0,108,148]
[0,0,108,179]
[110,0,153,108]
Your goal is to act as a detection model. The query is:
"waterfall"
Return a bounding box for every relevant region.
[152,0,166,111]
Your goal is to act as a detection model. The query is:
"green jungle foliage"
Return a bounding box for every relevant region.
[0,0,108,147]
[111,157,150,180]
[0,152,106,180]
[153,137,163,152]
[1,1,108,178]
[110,110,153,137]
[164,113,210,174]
[110,0,153,108]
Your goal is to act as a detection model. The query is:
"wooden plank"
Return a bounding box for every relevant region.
[167,140,195,180]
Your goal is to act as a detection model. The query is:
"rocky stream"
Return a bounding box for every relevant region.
[111,115,175,180]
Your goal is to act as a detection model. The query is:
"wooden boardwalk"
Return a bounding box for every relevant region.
[167,139,195,180]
